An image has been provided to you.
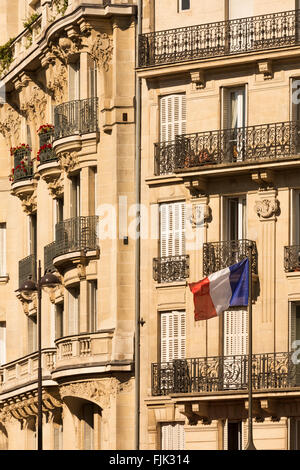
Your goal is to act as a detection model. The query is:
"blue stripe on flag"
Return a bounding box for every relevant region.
[229,258,249,307]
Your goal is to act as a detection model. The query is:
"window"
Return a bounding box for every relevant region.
[224,420,243,450]
[88,280,98,333]
[0,224,6,276]
[53,410,63,450]
[88,59,97,99]
[81,402,101,450]
[29,214,37,256]
[89,167,97,216]
[55,303,64,340]
[221,87,246,160]
[160,94,186,142]
[28,315,37,353]
[0,322,6,365]
[289,302,300,385]
[69,61,80,101]
[67,286,80,335]
[160,202,186,258]
[179,0,190,11]
[228,1,253,20]
[71,174,80,218]
[290,418,300,449]
[223,309,248,389]
[226,196,246,241]
[160,311,186,363]
[161,423,185,450]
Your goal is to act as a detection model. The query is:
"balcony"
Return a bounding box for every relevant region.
[52,330,133,379]
[153,255,190,283]
[44,241,58,273]
[151,352,298,396]
[38,128,57,165]
[154,121,300,176]
[18,254,36,288]
[0,349,56,395]
[54,98,98,141]
[139,9,300,68]
[203,240,257,277]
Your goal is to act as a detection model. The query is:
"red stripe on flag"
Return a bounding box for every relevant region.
[189,277,217,321]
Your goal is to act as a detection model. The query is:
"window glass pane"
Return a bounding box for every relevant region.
[180,0,190,11]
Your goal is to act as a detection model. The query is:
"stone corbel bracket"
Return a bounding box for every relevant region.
[251,170,274,190]
[190,69,205,90]
[178,402,212,426]
[183,177,207,199]
[257,60,273,80]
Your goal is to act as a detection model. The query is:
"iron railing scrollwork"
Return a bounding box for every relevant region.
[54,98,98,140]
[152,352,298,396]
[55,216,99,258]
[18,254,37,288]
[139,9,300,67]
[284,245,300,272]
[154,121,300,175]
[203,239,257,277]
[13,149,33,182]
[153,255,190,283]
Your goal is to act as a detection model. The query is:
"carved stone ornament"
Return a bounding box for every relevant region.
[47,62,68,105]
[0,105,21,144]
[44,174,64,198]
[20,85,47,123]
[59,151,78,173]
[255,198,280,219]
[19,193,37,215]
[90,32,113,72]
[3,390,62,422]
[59,379,119,409]
[190,203,211,229]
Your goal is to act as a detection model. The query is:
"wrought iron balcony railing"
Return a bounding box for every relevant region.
[284,245,300,272]
[54,97,98,140]
[154,121,300,175]
[55,216,99,258]
[38,129,57,164]
[153,255,190,283]
[139,9,300,67]
[19,254,36,288]
[12,148,33,183]
[152,352,299,396]
[44,241,58,273]
[203,240,257,277]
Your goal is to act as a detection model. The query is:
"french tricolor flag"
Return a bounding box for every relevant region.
[189,258,249,321]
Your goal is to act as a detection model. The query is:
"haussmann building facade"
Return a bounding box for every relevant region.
[1,0,300,451]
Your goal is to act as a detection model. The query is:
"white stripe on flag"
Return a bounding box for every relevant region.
[209,267,231,316]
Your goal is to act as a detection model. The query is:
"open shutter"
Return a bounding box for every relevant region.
[0,224,6,276]
[221,87,230,130]
[160,94,186,142]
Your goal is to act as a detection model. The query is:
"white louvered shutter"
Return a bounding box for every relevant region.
[161,423,185,450]
[161,311,186,363]
[223,420,228,450]
[0,322,6,365]
[0,224,6,276]
[160,202,185,257]
[160,94,186,142]
[224,309,248,356]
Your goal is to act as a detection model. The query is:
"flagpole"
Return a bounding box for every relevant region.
[245,244,256,450]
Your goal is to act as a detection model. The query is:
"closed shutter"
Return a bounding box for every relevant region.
[221,87,230,130]
[160,94,186,142]
[69,62,80,101]
[223,420,228,450]
[68,287,79,335]
[161,311,186,363]
[224,309,248,356]
[160,202,185,257]
[161,423,185,450]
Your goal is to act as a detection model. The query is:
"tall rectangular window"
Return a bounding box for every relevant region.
[226,196,246,241]
[89,59,97,99]
[161,423,185,450]
[68,286,80,335]
[160,202,186,257]
[55,303,64,340]
[88,280,98,333]
[224,420,243,450]
[0,322,6,365]
[289,303,300,385]
[28,315,37,353]
[160,94,186,142]
[160,311,186,363]
[69,61,80,101]
[70,174,81,218]
[29,214,37,256]
[0,223,6,276]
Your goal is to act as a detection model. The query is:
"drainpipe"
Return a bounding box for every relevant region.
[134,0,142,452]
